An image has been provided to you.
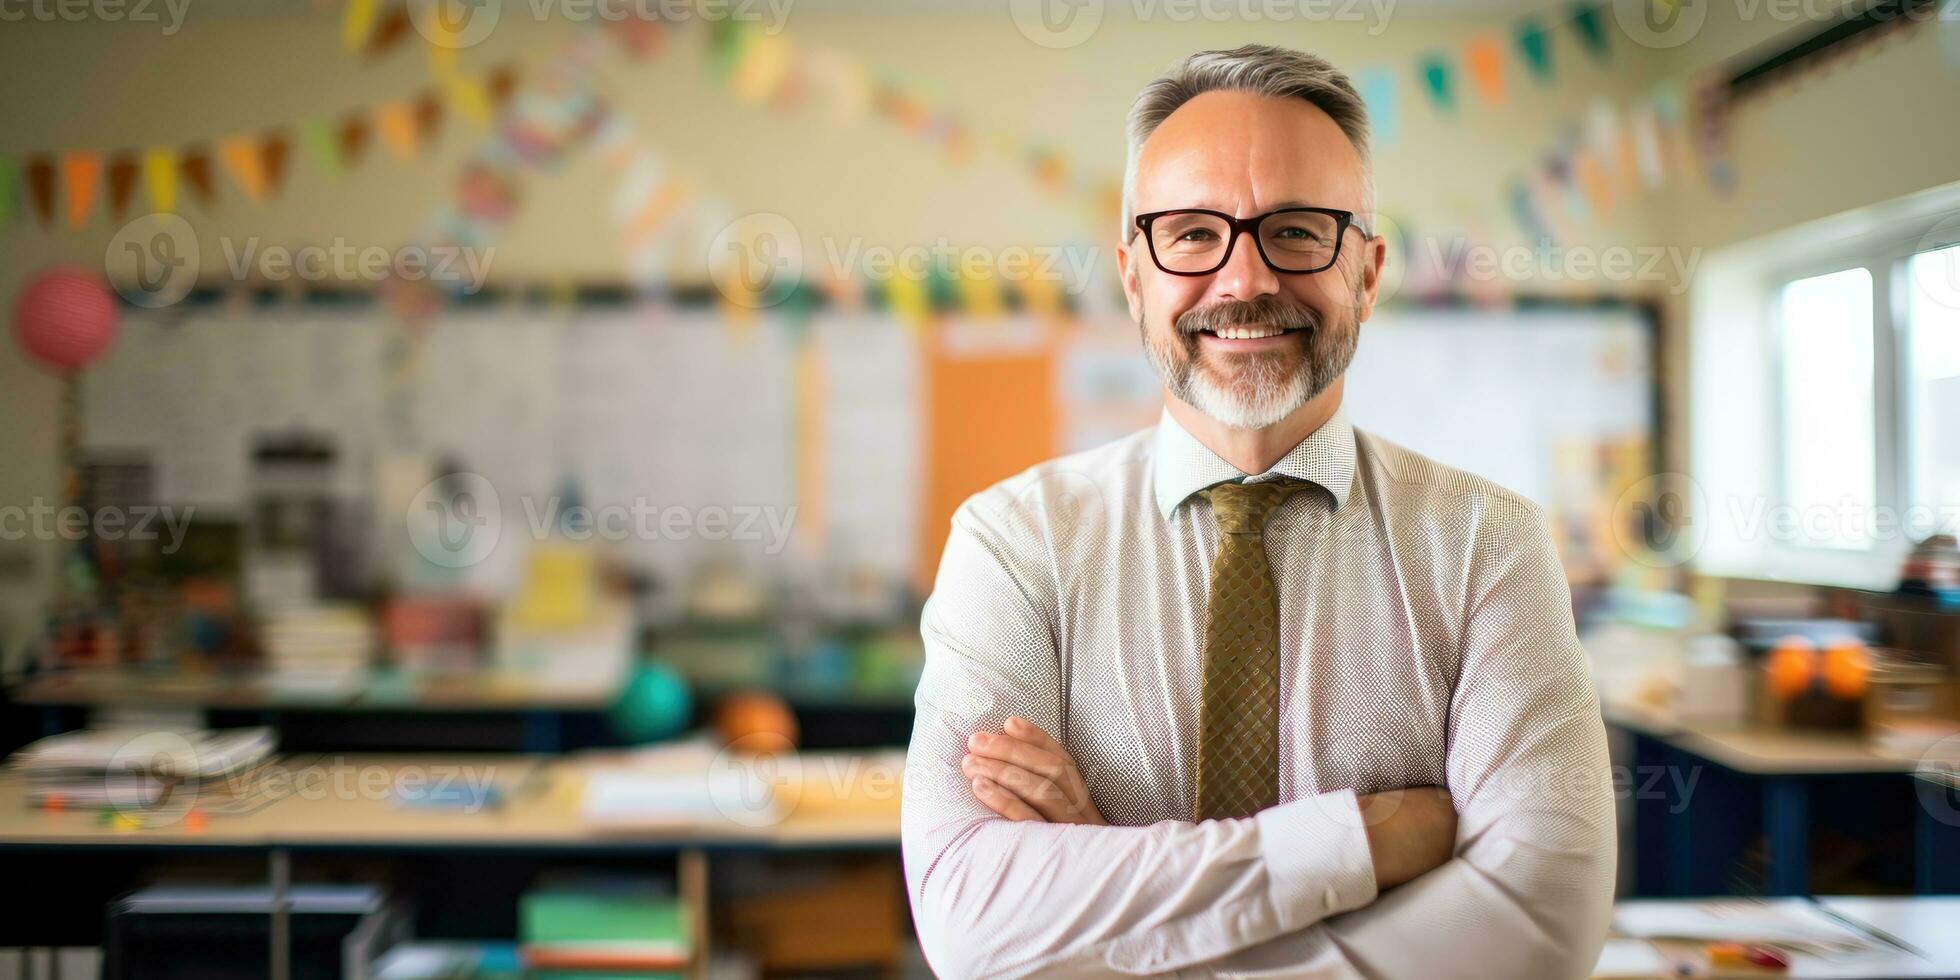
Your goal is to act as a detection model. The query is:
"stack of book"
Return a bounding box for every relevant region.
[8,726,276,810]
[519,875,689,977]
[260,603,375,698]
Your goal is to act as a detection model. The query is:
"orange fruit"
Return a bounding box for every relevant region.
[1766,637,1817,700]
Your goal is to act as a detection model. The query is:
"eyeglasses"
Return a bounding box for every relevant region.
[1132,206,1368,277]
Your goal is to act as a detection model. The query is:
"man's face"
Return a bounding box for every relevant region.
[1119,90,1385,431]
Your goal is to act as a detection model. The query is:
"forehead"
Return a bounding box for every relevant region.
[1133,89,1366,215]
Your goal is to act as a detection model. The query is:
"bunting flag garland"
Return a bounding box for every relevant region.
[1571,3,1611,60]
[5,63,517,229]
[1517,18,1553,82]
[1420,56,1454,112]
[217,135,268,202]
[26,156,56,226]
[61,151,101,229]
[143,147,176,213]
[1357,67,1400,147]
[179,146,217,208]
[1465,35,1506,106]
[107,153,140,219]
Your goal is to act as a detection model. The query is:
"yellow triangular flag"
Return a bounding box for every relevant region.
[955,272,1003,319]
[444,72,492,128]
[217,135,267,203]
[341,0,379,51]
[375,102,419,161]
[143,147,177,213]
[884,269,929,334]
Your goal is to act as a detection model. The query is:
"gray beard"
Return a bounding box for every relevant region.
[1139,296,1360,431]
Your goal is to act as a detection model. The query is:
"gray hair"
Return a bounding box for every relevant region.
[1122,44,1374,241]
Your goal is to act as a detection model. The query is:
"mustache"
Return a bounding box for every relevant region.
[1174,295,1323,336]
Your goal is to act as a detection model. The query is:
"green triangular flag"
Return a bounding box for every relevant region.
[300,118,342,177]
[1572,3,1610,60]
[707,20,751,81]
[1419,56,1454,112]
[0,157,15,228]
[1517,18,1553,81]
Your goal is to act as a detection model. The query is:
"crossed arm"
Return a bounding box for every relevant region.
[900,506,1617,979]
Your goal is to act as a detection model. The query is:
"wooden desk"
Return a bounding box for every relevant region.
[0,752,903,980]
[0,752,901,851]
[1597,897,1960,978]
[1602,700,1950,896]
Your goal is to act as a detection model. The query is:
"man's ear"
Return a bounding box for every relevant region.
[1353,234,1387,323]
[1116,233,1144,324]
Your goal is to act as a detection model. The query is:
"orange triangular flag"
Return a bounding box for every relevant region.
[218,135,267,202]
[107,152,141,218]
[375,102,419,161]
[1465,35,1505,106]
[61,150,102,229]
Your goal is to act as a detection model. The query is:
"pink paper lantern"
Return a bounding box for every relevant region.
[14,266,120,375]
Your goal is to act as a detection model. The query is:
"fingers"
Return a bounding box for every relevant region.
[1003,715,1062,752]
[962,753,1074,821]
[970,776,1042,822]
[966,730,1067,783]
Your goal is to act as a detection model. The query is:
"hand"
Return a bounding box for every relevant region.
[1356,786,1457,890]
[961,716,1107,825]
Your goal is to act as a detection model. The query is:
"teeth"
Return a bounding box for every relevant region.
[1213,325,1285,340]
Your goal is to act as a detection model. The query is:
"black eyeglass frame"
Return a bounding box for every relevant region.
[1131,206,1372,277]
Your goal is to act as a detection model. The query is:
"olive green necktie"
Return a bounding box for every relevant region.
[1196,478,1314,820]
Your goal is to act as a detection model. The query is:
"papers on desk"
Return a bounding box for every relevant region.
[1613,899,1875,954]
[579,738,780,830]
[8,726,277,810]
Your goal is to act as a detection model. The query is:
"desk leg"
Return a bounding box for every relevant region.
[1764,777,1810,896]
[681,848,709,980]
[269,847,291,980]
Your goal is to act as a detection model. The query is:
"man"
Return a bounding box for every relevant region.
[902,44,1616,978]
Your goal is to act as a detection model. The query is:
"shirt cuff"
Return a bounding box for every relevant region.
[1255,789,1380,931]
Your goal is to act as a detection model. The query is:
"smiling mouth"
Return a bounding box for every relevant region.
[1194,324,1305,341]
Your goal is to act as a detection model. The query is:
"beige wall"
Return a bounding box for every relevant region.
[2,2,1955,648]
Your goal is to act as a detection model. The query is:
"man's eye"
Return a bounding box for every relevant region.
[1176,229,1219,243]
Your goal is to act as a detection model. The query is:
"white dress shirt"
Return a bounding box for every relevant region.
[901,405,1616,978]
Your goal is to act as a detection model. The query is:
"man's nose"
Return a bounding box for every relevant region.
[1212,228,1281,301]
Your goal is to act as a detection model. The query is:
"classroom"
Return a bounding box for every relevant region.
[0,0,1957,977]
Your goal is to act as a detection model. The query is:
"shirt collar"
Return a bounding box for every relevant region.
[1151,404,1356,519]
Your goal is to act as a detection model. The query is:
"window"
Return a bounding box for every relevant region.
[1690,184,1960,588]
[1906,245,1960,527]
[1777,268,1875,552]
